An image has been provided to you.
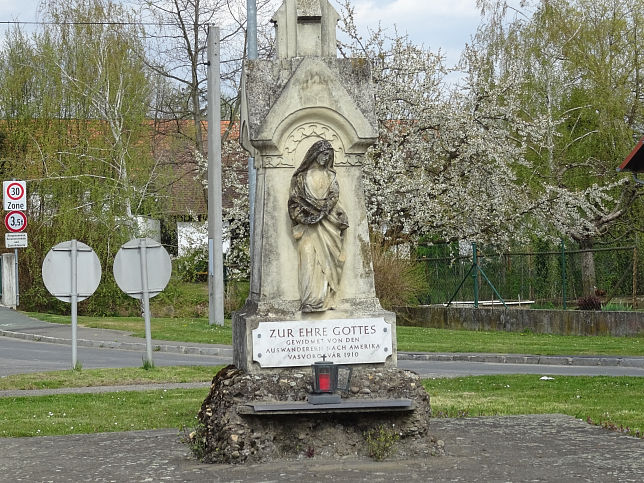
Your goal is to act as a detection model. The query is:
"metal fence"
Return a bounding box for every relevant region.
[416,241,642,309]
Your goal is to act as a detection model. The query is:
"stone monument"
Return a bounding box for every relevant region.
[194,0,437,464]
[234,0,396,373]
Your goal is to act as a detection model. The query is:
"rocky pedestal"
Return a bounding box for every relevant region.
[193,365,439,464]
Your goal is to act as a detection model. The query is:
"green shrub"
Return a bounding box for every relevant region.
[80,277,140,316]
[182,423,209,461]
[372,241,426,309]
[175,247,209,282]
[602,302,634,312]
[19,283,67,314]
[364,424,399,461]
[224,280,249,317]
[150,278,208,318]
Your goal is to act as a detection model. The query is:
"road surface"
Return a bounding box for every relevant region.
[2,336,643,378]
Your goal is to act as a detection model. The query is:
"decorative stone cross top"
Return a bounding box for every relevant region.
[271,0,340,58]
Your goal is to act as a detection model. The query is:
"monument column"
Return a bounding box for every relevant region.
[235,0,396,372]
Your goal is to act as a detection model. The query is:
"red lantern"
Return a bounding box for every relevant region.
[312,358,337,394]
[311,355,353,399]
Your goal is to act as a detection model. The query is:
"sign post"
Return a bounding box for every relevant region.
[42,240,102,368]
[4,210,27,305]
[15,247,18,306]
[113,238,172,365]
[4,180,27,306]
[207,25,225,327]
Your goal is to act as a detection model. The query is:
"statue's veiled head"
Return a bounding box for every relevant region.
[295,139,335,175]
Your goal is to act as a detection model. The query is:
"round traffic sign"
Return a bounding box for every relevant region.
[113,238,172,299]
[42,240,102,303]
[5,211,27,233]
[6,182,24,200]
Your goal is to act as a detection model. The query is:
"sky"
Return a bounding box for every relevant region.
[343,0,482,64]
[0,0,484,66]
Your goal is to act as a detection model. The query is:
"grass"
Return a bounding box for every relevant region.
[24,312,644,356]
[396,326,644,356]
[0,366,218,391]
[423,375,644,437]
[1,372,642,438]
[0,388,209,437]
[603,303,635,312]
[25,312,232,345]
[0,366,220,437]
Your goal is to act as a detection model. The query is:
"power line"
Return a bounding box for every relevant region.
[0,20,180,27]
[0,20,243,36]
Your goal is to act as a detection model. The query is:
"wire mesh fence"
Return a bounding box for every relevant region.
[416,241,642,309]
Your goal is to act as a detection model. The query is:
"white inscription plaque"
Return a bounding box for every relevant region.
[252,317,393,368]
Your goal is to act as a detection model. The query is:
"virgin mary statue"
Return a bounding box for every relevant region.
[288,140,349,312]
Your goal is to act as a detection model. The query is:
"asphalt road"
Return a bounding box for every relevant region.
[2,336,644,378]
[0,337,231,376]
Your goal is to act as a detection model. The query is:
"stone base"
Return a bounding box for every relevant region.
[232,299,397,373]
[193,365,438,464]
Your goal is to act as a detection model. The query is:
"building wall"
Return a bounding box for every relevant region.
[177,221,230,257]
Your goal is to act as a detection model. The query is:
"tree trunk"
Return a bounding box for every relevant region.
[193,88,204,155]
[579,238,597,297]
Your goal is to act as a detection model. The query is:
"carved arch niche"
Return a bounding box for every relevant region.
[268,122,363,169]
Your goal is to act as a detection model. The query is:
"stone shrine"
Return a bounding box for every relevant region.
[193,1,436,464]
[234,0,396,372]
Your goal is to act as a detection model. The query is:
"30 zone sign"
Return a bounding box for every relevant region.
[3,181,27,211]
[5,211,27,233]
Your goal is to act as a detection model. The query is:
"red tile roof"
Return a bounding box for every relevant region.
[618,136,644,173]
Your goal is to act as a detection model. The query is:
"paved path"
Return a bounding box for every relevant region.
[0,381,210,398]
[0,415,642,482]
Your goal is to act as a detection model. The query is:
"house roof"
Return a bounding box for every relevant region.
[152,120,247,217]
[618,136,644,173]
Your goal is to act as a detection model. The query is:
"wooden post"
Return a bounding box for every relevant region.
[633,241,638,309]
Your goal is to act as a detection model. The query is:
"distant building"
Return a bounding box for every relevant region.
[150,120,247,256]
[153,120,247,219]
[618,136,644,185]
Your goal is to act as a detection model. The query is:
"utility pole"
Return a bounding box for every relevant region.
[208,25,225,326]
[247,0,258,58]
